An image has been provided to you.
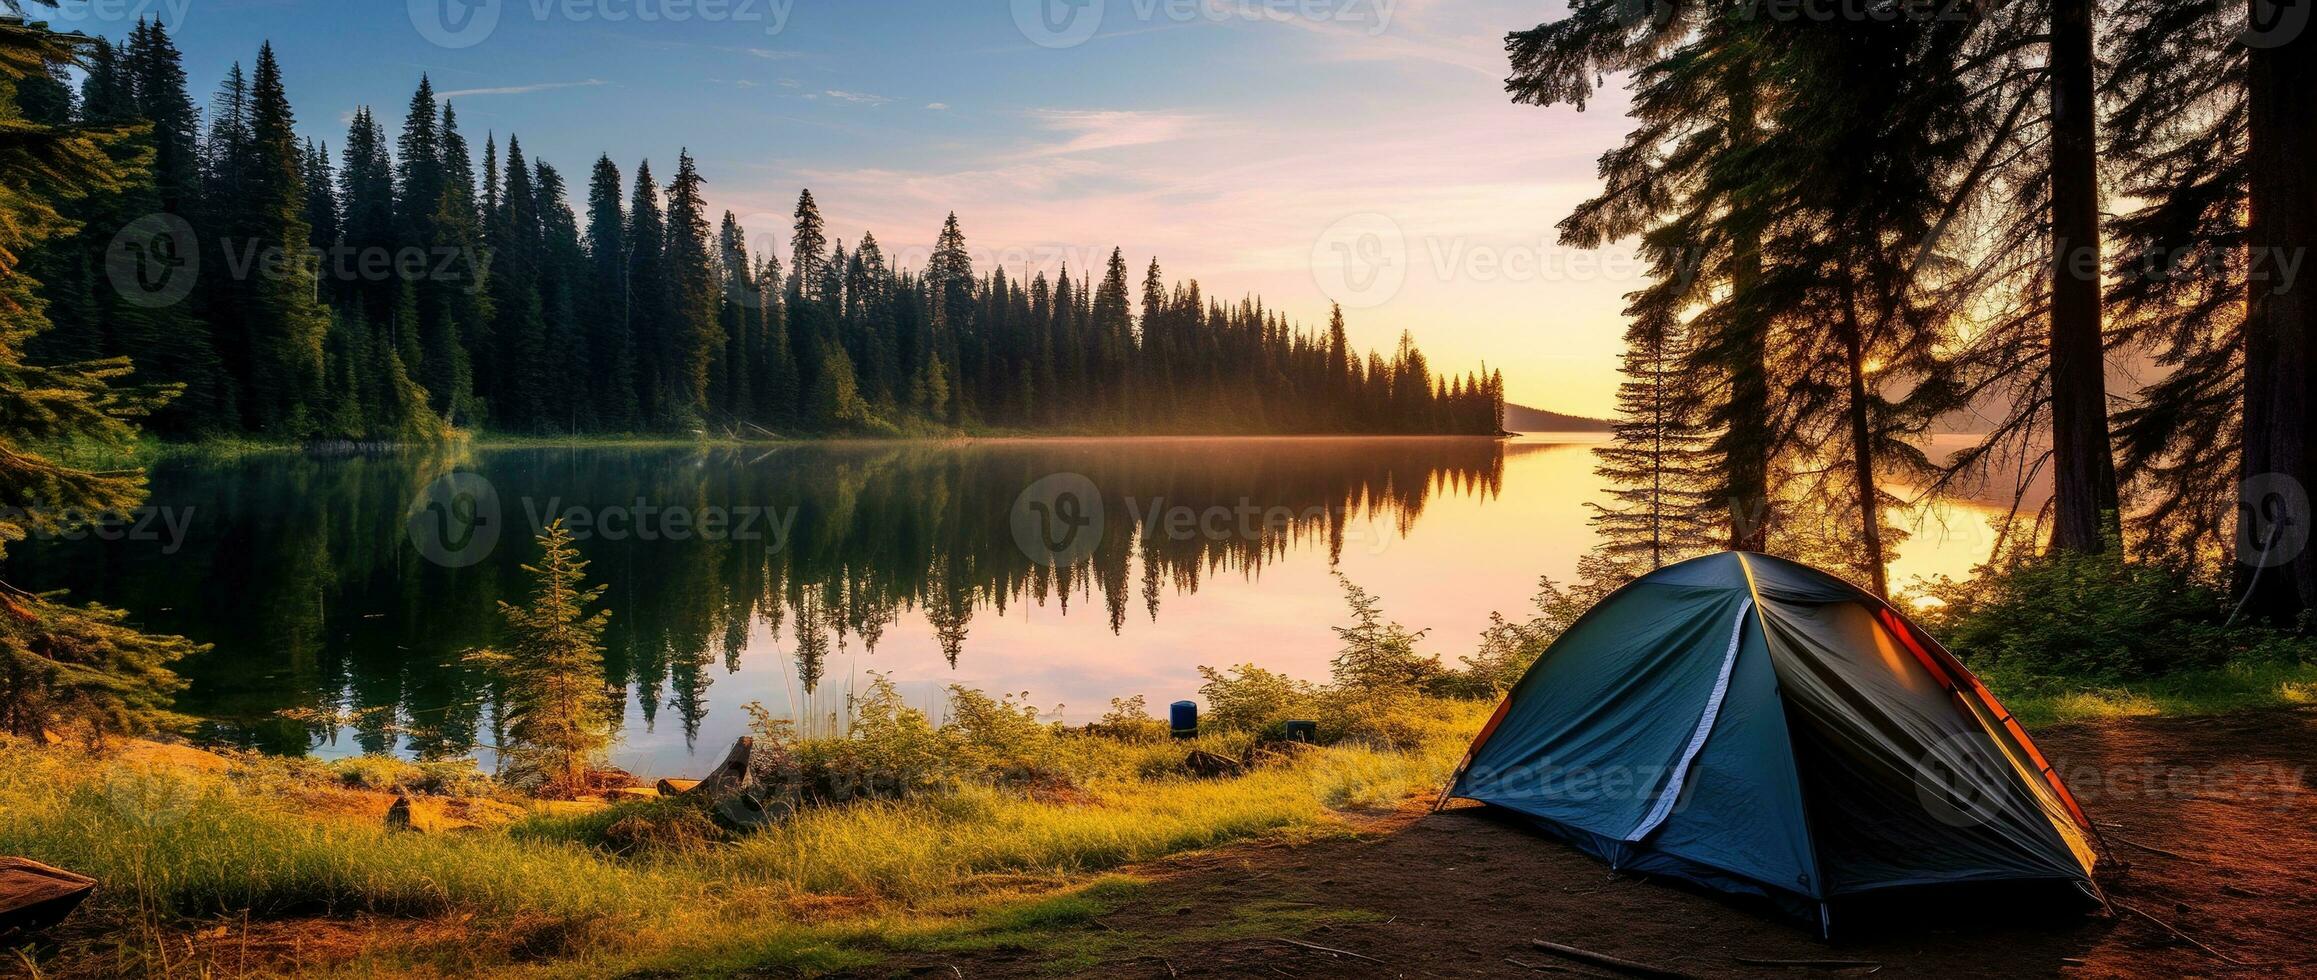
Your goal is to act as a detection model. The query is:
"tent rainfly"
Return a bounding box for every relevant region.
[1439,552,2106,933]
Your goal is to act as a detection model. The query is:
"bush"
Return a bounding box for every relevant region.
[1440,576,1591,697]
[1913,551,2310,682]
[1329,576,1445,694]
[1196,664,1316,733]
[327,755,497,797]
[601,801,725,856]
[1086,695,1169,743]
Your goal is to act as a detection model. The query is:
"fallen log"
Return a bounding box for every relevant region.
[0,858,97,938]
[1529,939,1695,979]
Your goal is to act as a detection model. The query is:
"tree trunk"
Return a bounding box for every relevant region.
[1841,274,1889,599]
[2047,0,2122,554]
[1724,62,1773,553]
[2239,3,2317,623]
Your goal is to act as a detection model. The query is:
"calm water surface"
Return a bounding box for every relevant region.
[19,436,2007,775]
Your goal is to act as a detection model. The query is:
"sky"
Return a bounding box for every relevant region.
[31,0,1643,415]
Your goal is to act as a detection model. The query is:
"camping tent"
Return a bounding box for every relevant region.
[1439,552,2105,932]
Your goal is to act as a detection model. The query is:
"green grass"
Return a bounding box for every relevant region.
[1996,660,2317,727]
[13,657,2308,976]
[0,703,1486,977]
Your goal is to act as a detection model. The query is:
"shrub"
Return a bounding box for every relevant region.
[601,802,724,856]
[945,685,1064,784]
[1195,664,1316,733]
[326,755,497,797]
[1441,576,1591,696]
[1087,696,1168,743]
[1328,576,1444,694]
[1913,551,2311,682]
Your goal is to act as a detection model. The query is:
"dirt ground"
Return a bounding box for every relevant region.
[894,708,2317,978]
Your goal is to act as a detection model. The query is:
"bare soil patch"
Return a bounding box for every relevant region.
[891,709,2317,978]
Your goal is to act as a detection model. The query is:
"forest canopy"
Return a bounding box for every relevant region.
[21,22,1506,442]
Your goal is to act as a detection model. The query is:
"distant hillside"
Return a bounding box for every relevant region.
[1505,403,1615,433]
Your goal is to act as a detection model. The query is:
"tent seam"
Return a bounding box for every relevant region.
[1625,598,1750,842]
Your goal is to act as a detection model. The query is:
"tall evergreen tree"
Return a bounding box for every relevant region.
[1510,1,1776,551]
[484,134,546,428]
[625,160,668,423]
[659,150,720,425]
[0,18,202,743]
[583,155,636,427]
[233,43,329,434]
[2044,0,2123,553]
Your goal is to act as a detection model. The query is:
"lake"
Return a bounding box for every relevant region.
[16,436,2011,776]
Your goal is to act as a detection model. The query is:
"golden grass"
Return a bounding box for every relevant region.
[0,701,1490,978]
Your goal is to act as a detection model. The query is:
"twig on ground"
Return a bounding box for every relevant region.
[1506,955,1609,976]
[1529,940,1695,979]
[2116,902,2263,968]
[1252,937,1387,964]
[1732,957,1883,973]
[2115,837,2192,861]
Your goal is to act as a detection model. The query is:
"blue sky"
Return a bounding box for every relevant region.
[32,0,1644,414]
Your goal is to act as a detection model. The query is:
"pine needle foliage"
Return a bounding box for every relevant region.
[469,521,615,793]
[0,20,200,744]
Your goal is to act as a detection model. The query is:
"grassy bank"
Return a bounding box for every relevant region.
[0,698,1487,977]
[1992,661,2317,727]
[8,667,2312,976]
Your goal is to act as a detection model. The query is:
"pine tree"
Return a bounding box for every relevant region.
[337,106,396,320]
[660,150,720,425]
[484,135,546,428]
[1093,247,1133,422]
[714,211,757,420]
[237,43,329,434]
[583,155,635,427]
[625,161,668,422]
[0,18,202,743]
[467,521,614,794]
[426,101,484,424]
[126,18,199,216]
[1511,1,1776,551]
[535,159,588,430]
[1590,316,1716,581]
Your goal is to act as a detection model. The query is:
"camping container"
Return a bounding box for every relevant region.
[1283,720,1317,743]
[1169,700,1198,739]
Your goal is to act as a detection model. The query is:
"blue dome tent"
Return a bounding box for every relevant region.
[1439,552,2107,933]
